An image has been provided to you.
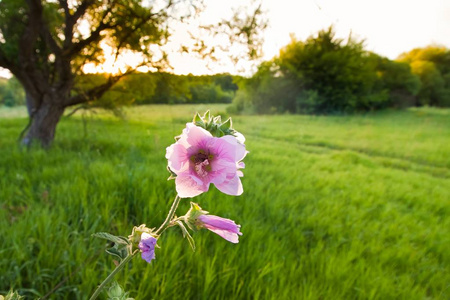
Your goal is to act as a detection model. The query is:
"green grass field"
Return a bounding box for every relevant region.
[0,105,449,299]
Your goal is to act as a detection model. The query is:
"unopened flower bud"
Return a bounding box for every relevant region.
[193,110,243,141]
[184,202,242,244]
[128,224,154,246]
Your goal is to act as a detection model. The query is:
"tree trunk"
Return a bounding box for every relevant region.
[22,101,65,148]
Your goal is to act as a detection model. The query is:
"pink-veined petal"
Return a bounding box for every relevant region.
[220,135,248,162]
[185,123,212,147]
[209,159,235,185]
[203,226,241,243]
[175,123,212,149]
[198,215,241,233]
[166,143,188,173]
[213,174,243,196]
[175,172,210,198]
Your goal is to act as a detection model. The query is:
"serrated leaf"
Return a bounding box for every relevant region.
[92,232,130,245]
[106,244,129,261]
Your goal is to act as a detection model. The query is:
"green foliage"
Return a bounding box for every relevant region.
[0,77,25,107]
[0,104,449,299]
[75,73,239,108]
[193,110,238,138]
[0,0,27,60]
[231,27,431,114]
[280,28,379,112]
[398,46,450,107]
[0,289,25,300]
[0,0,169,70]
[229,61,293,114]
[107,281,134,300]
[366,53,421,108]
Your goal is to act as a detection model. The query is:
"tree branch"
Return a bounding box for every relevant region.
[19,0,43,59]
[65,4,113,57]
[60,0,96,49]
[64,72,132,107]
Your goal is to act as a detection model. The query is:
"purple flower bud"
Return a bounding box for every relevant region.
[198,214,242,244]
[138,232,157,263]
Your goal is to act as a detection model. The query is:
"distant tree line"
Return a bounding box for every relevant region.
[229,27,450,114]
[0,77,25,107]
[0,73,239,108]
[2,27,449,115]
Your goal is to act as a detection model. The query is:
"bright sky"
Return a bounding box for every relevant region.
[172,0,450,75]
[1,0,449,78]
[262,0,450,60]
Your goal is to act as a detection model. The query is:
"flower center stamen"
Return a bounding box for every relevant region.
[190,150,214,177]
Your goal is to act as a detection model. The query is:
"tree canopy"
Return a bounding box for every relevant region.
[398,46,450,107]
[231,27,425,114]
[0,0,266,146]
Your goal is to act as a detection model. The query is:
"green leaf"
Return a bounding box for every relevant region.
[92,232,130,245]
[220,118,232,130]
[176,220,196,252]
[105,243,129,261]
[3,289,25,300]
[203,110,211,122]
[193,112,204,127]
[107,281,135,300]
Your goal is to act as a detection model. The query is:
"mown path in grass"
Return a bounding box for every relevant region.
[0,105,449,299]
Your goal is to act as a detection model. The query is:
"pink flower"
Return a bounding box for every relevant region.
[198,214,242,243]
[138,233,157,263]
[166,123,247,198]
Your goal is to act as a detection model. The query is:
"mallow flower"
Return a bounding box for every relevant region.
[184,202,242,244]
[138,232,157,263]
[166,122,247,198]
[197,214,242,244]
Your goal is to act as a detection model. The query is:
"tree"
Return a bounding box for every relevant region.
[0,0,266,147]
[398,46,450,107]
[233,27,393,114]
[277,27,386,113]
[367,53,421,108]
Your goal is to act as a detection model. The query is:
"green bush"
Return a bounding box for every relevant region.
[0,77,25,107]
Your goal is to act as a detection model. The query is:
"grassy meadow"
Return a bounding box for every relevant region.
[0,104,449,299]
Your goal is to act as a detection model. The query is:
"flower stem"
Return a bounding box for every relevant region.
[89,251,137,300]
[90,195,181,299]
[156,195,181,235]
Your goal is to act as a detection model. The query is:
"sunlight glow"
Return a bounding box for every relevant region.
[82,42,152,75]
[87,0,450,76]
[1,0,448,79]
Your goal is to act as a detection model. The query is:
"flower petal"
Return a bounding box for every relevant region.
[220,135,248,162]
[166,143,188,173]
[185,123,212,147]
[176,172,210,198]
[213,174,243,196]
[139,233,157,263]
[198,215,241,233]
[203,226,241,243]
[141,249,155,263]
